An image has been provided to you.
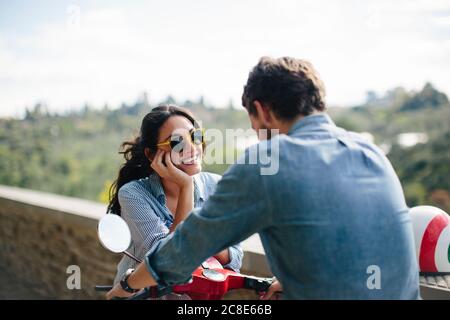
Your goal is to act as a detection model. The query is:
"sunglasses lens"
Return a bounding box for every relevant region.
[166,129,203,153]
[170,136,184,153]
[192,129,204,145]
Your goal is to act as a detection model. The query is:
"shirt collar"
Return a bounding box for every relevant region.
[287,112,335,136]
[193,174,206,203]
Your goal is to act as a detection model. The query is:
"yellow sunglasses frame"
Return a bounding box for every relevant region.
[155,128,206,149]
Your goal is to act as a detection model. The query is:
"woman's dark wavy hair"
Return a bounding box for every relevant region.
[107,104,200,215]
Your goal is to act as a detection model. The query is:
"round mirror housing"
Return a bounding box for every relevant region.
[98,214,131,253]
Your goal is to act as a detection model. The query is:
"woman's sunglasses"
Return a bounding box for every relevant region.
[155,128,205,153]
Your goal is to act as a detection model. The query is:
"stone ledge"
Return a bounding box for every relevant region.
[0,185,106,221]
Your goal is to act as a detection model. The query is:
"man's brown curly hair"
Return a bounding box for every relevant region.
[242,56,326,120]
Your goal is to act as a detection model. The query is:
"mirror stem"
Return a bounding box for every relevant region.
[124,251,142,263]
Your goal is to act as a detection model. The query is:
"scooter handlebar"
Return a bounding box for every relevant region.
[95,285,113,292]
[244,276,274,292]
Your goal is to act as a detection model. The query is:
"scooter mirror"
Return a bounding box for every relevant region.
[98,214,131,253]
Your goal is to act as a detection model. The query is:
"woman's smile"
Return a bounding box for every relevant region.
[180,153,201,165]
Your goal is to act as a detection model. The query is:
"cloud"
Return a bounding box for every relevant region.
[1,0,450,117]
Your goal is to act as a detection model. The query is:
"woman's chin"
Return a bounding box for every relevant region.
[179,163,202,176]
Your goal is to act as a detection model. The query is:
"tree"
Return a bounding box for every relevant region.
[400,83,449,111]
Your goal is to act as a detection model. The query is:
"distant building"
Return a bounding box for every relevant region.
[397,133,428,148]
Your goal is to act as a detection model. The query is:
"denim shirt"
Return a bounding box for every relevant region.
[144,113,420,299]
[114,171,243,284]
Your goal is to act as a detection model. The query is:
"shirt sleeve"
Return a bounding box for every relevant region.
[201,172,244,273]
[222,243,244,273]
[118,185,169,255]
[144,150,274,286]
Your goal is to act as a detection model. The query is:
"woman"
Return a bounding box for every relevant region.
[108,105,243,298]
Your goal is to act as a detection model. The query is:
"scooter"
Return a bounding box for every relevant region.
[95,214,274,300]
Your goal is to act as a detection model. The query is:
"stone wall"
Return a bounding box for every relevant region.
[0,186,120,299]
[0,185,270,300]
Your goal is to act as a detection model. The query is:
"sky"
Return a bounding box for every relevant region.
[1,0,450,117]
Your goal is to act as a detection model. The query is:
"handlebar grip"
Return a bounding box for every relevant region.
[244,277,274,292]
[128,288,152,300]
[128,285,173,300]
[95,285,113,291]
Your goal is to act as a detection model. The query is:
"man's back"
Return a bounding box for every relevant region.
[259,113,420,299]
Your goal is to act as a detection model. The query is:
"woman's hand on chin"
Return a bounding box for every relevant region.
[151,149,192,188]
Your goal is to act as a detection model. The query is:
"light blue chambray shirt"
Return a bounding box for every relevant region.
[144,113,420,299]
[114,171,243,285]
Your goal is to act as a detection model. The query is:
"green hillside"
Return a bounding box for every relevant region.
[1,84,449,213]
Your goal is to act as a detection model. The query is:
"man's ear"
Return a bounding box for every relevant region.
[144,148,154,162]
[253,100,274,127]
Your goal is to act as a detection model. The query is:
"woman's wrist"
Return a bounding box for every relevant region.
[214,248,231,266]
[177,175,193,189]
[170,181,194,233]
[176,183,194,213]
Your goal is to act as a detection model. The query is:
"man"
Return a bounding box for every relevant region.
[108,57,420,299]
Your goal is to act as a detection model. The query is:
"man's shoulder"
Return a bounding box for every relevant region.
[345,130,387,157]
[225,138,283,178]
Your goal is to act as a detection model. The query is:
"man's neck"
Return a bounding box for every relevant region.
[276,111,321,134]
